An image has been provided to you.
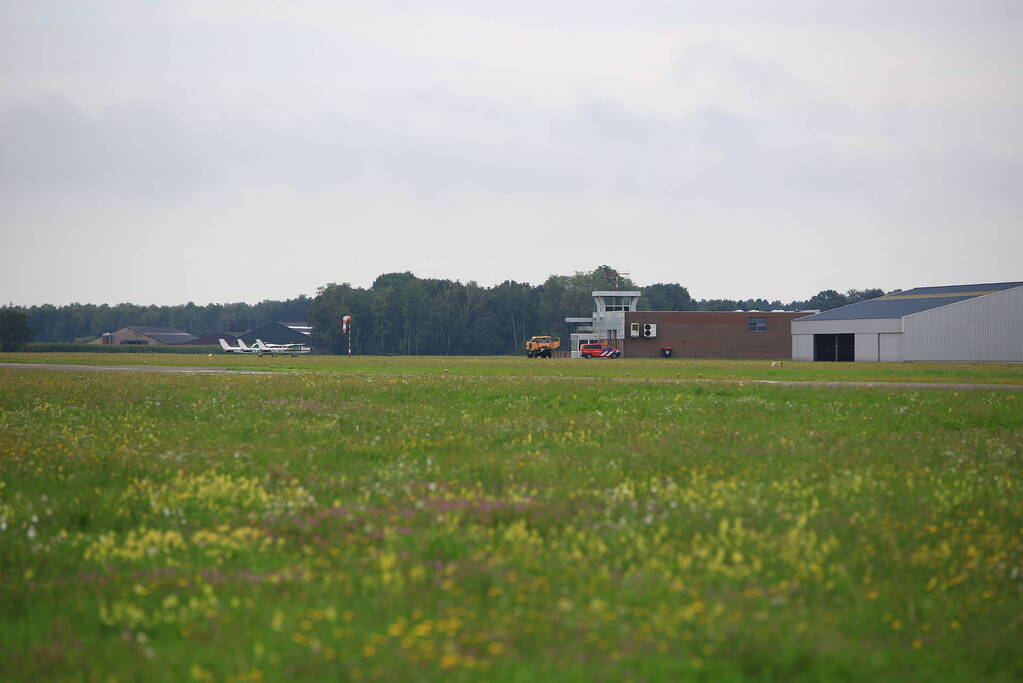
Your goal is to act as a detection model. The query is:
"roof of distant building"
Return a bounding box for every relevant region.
[185,332,241,345]
[124,326,198,344]
[796,281,1023,321]
[279,322,312,335]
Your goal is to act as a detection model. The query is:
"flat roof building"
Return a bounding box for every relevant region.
[791,281,1023,362]
[624,311,806,359]
[566,291,809,359]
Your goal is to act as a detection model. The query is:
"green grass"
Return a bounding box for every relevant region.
[3,352,1023,385]
[1,359,1021,681]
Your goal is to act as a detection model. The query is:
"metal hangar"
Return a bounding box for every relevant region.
[791,282,1023,362]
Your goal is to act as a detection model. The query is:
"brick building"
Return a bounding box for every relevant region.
[566,290,810,359]
[623,311,805,359]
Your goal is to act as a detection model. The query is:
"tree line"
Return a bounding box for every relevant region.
[14,297,313,345]
[2,267,887,354]
[308,267,884,355]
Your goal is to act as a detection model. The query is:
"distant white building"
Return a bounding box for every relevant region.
[791,281,1023,362]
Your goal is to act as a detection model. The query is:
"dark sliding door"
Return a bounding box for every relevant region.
[814,333,855,362]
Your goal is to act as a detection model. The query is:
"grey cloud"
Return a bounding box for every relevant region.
[675,43,804,97]
[0,92,858,203]
[300,0,1023,29]
[2,78,1016,213]
[554,95,875,203]
[0,96,214,198]
[0,96,363,199]
[0,92,578,199]
[685,108,752,152]
[572,100,651,141]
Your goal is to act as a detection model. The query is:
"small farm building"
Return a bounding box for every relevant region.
[90,326,197,346]
[791,281,1023,362]
[239,322,312,346]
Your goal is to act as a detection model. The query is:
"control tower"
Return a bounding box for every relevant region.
[565,290,641,358]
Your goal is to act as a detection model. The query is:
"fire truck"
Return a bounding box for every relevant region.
[579,343,622,359]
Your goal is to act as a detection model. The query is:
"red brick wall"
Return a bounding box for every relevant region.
[623,312,805,359]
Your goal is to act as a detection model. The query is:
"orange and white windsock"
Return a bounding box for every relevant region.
[341,315,352,334]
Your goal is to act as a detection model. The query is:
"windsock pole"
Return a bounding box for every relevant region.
[341,315,353,357]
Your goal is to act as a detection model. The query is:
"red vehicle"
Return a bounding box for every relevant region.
[579,343,622,359]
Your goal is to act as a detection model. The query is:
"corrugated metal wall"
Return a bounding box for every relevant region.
[879,333,904,362]
[904,286,1023,361]
[792,334,813,361]
[854,333,879,361]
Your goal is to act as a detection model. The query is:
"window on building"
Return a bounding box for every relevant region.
[747,316,768,332]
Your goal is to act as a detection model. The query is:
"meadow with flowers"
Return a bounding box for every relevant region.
[1,356,1022,681]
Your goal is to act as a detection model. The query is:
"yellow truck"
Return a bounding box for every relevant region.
[525,336,560,358]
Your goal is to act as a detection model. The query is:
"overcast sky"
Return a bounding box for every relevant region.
[1,1,1021,306]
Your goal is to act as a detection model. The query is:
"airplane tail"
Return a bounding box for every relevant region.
[254,339,268,350]
[219,338,233,351]
[237,339,250,350]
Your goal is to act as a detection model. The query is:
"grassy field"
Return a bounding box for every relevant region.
[1,357,1022,681]
[4,352,1023,385]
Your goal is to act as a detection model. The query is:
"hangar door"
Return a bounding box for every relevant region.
[814,333,855,362]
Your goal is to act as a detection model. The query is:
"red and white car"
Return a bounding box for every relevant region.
[579,343,622,359]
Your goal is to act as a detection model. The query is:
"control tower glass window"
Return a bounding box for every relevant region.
[604,296,631,312]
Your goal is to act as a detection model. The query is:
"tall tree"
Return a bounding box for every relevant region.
[0,307,33,351]
[804,290,848,311]
[845,288,885,304]
[639,283,695,311]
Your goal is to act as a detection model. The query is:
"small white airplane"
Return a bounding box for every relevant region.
[253,339,311,357]
[219,338,257,354]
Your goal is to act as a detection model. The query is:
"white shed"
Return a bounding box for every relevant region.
[791,281,1023,362]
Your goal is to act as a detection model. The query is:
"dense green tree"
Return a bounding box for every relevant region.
[697,299,741,312]
[0,307,33,351]
[804,289,847,311]
[638,284,695,311]
[787,288,884,312]
[478,281,536,353]
[845,288,885,304]
[310,283,373,354]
